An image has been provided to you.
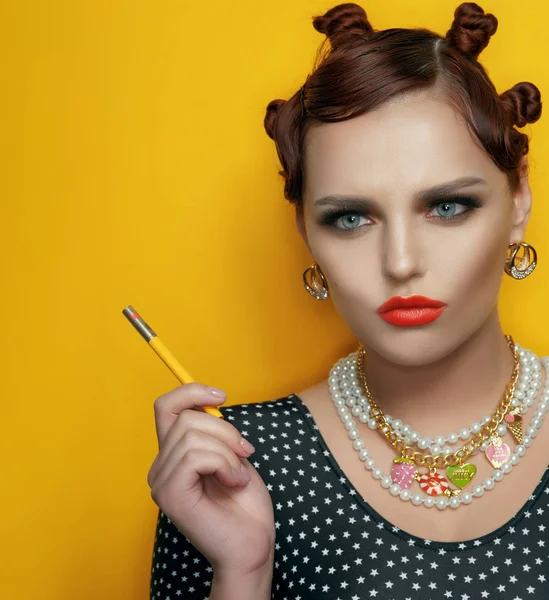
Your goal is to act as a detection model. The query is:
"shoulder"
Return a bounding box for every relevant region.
[219,378,330,423]
[219,394,301,425]
[218,394,317,450]
[293,378,330,410]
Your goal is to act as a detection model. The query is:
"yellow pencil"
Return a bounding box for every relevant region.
[122,305,224,419]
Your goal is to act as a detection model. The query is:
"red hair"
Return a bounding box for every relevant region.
[264,2,542,206]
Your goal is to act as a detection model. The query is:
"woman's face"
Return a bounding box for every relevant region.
[297,90,531,366]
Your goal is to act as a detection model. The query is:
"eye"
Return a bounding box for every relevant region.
[426,199,477,220]
[319,210,373,232]
[336,213,371,230]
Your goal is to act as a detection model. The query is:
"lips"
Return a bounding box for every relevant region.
[377,295,447,327]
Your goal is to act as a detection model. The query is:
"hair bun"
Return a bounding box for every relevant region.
[500,82,542,128]
[446,2,497,59]
[313,3,373,49]
[264,99,287,140]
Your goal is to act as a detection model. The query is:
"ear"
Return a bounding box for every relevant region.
[295,204,312,254]
[509,157,532,243]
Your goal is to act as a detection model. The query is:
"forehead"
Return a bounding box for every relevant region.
[303,91,503,202]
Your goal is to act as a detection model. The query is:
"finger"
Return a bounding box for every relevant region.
[148,407,255,486]
[153,382,227,447]
[150,429,250,490]
[151,449,249,507]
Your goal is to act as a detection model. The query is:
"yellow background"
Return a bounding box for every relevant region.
[2,1,548,598]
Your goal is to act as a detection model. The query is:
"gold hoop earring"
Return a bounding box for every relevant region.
[505,241,537,279]
[302,262,329,300]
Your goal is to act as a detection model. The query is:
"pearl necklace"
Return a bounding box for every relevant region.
[329,347,549,509]
[336,345,541,457]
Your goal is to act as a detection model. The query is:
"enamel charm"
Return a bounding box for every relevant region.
[485,435,511,468]
[505,410,523,444]
[390,458,417,490]
[418,471,449,496]
[446,463,476,489]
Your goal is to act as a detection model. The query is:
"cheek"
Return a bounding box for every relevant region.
[440,225,508,307]
[311,223,509,344]
[315,231,507,303]
[313,246,368,300]
[306,207,512,366]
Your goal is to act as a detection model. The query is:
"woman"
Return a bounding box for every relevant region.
[148,3,547,599]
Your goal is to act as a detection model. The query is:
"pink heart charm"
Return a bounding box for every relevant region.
[390,458,417,490]
[485,436,511,469]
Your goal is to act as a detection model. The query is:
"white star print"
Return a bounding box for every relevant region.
[152,396,549,600]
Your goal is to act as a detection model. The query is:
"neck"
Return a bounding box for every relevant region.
[362,310,516,436]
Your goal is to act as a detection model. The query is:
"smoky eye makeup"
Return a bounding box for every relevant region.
[316,198,376,228]
[426,195,485,219]
[317,195,485,232]
[317,209,370,229]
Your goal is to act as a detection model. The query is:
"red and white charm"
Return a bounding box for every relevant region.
[418,471,449,496]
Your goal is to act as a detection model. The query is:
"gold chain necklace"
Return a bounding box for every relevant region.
[355,335,522,496]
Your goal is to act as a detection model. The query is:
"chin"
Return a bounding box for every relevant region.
[361,326,464,368]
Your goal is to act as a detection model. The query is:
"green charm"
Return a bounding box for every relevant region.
[446,463,477,489]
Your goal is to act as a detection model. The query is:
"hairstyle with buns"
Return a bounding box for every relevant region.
[264,2,542,206]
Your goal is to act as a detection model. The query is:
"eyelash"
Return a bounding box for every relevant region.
[319,197,483,233]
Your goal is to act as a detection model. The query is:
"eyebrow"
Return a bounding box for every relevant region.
[314,176,488,208]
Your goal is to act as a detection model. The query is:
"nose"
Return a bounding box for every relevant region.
[381,216,423,283]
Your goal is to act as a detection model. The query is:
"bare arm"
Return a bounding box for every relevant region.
[209,552,274,600]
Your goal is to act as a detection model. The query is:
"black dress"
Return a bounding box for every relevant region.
[150,395,549,599]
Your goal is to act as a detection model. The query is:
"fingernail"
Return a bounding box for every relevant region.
[207,387,226,398]
[240,437,255,454]
[240,463,250,480]
[232,465,249,483]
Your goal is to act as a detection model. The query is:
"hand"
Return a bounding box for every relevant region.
[147,383,275,576]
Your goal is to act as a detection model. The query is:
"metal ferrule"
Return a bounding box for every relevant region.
[122,306,157,342]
